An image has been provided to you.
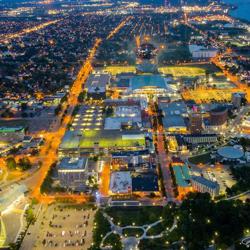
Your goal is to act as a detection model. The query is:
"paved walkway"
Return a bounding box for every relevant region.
[100,212,177,250]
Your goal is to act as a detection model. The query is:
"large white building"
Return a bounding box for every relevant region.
[189,45,218,59]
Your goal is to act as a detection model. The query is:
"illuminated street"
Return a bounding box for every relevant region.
[0,0,250,249]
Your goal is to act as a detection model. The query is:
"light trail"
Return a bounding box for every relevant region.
[30,38,102,203]
[0,19,61,42]
[135,35,140,48]
[106,16,132,40]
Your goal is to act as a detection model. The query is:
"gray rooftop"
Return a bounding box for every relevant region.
[192,176,219,190]
[159,101,187,116]
[85,73,110,93]
[57,157,88,171]
[162,115,186,129]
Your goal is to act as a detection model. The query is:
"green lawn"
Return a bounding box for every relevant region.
[188,152,211,165]
[105,206,174,228]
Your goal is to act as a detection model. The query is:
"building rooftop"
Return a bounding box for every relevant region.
[104,117,141,130]
[104,105,142,130]
[132,172,159,192]
[60,130,146,149]
[112,149,150,158]
[130,75,167,90]
[210,106,228,113]
[173,165,191,187]
[116,78,130,88]
[192,176,219,190]
[189,44,218,53]
[159,101,187,116]
[0,126,25,133]
[110,171,132,194]
[217,146,244,159]
[57,157,88,171]
[85,73,110,93]
[162,115,186,129]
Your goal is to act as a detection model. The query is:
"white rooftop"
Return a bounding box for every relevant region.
[110,171,132,194]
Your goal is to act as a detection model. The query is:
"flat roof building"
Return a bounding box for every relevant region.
[85,73,110,99]
[59,130,148,156]
[162,115,187,133]
[109,170,159,196]
[132,172,159,194]
[191,176,220,199]
[160,101,188,133]
[173,165,191,188]
[0,126,25,143]
[109,171,132,194]
[159,101,187,117]
[57,157,88,190]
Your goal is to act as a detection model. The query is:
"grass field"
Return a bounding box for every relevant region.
[188,152,211,165]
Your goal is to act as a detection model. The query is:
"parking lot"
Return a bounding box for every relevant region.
[21,204,96,250]
[203,166,236,194]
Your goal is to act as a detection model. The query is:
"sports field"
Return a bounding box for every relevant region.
[104,66,136,75]
[103,64,221,77]
[182,88,234,104]
[159,66,206,77]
